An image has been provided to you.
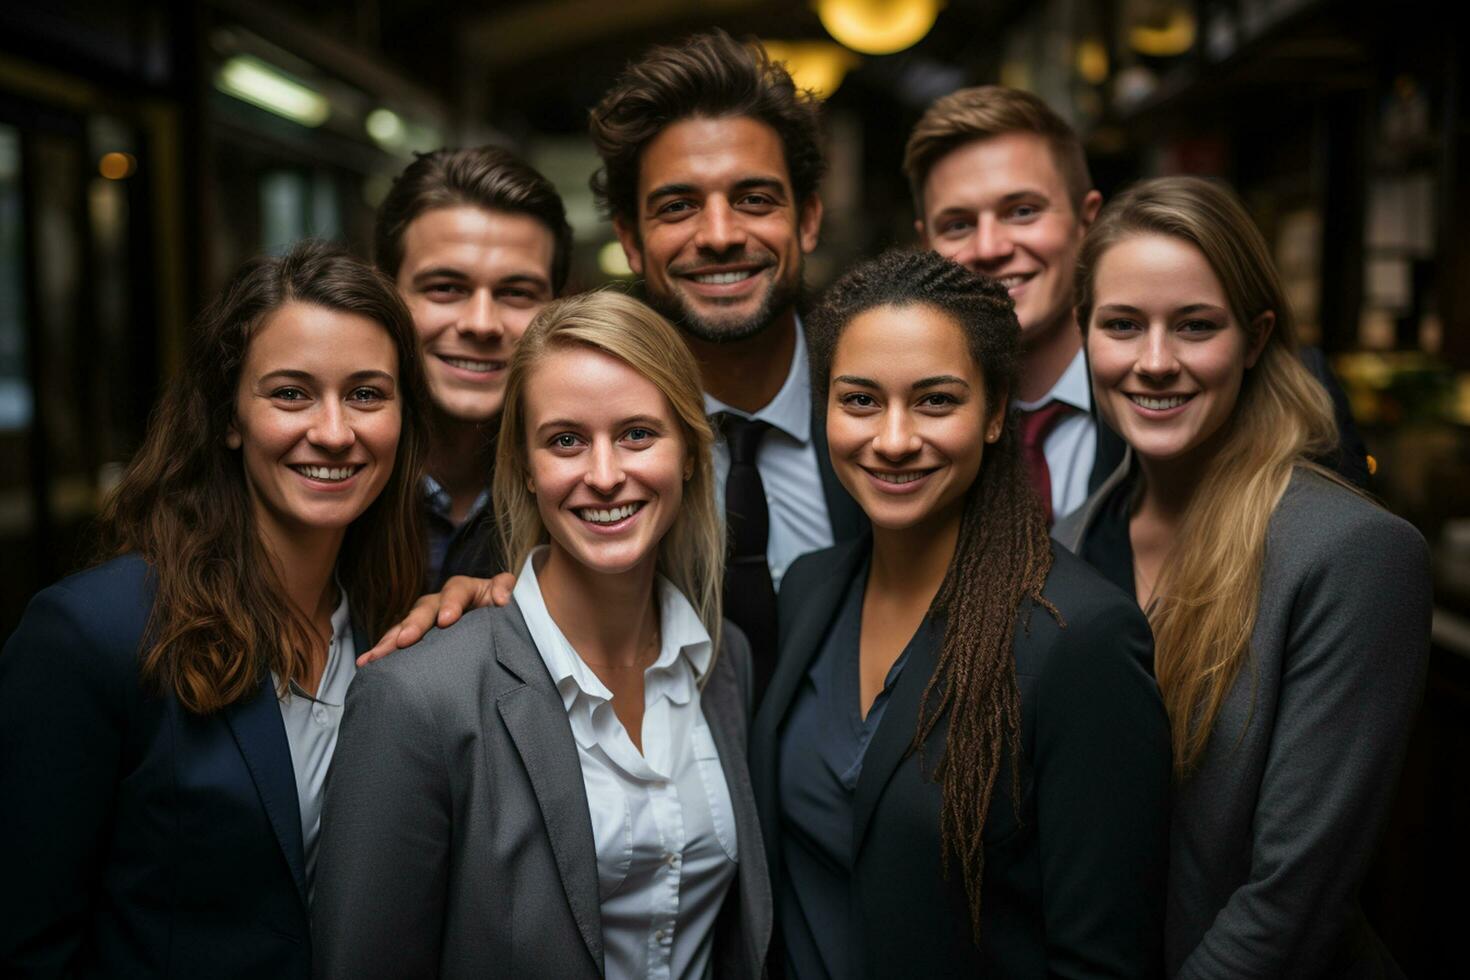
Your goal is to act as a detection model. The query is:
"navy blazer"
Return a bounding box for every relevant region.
[0,555,328,978]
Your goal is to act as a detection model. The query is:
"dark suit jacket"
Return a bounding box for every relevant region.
[750,538,1172,979]
[313,602,771,979]
[0,554,327,978]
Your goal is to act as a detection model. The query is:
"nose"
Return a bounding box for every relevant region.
[583,438,625,494]
[957,215,1013,271]
[308,401,356,454]
[457,288,503,343]
[1136,325,1180,379]
[693,196,748,255]
[873,406,922,461]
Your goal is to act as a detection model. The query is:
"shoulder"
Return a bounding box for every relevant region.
[1267,469,1429,579]
[1023,543,1153,687]
[1042,542,1146,635]
[779,537,866,603]
[353,603,517,698]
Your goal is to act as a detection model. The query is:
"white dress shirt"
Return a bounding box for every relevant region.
[513,550,739,980]
[1013,348,1097,522]
[705,321,834,587]
[272,589,355,902]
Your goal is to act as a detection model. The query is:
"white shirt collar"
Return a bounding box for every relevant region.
[1014,346,1092,414]
[512,548,713,727]
[702,316,812,444]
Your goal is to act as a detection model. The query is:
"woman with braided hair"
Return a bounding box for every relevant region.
[748,247,1172,978]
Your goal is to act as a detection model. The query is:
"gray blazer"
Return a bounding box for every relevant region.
[1057,458,1431,979]
[311,602,771,979]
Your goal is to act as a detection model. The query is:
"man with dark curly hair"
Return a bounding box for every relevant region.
[591,30,864,679]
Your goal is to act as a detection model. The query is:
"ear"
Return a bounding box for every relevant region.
[797,193,823,254]
[914,217,930,247]
[1246,311,1276,369]
[986,388,1009,443]
[612,216,644,276]
[225,424,242,450]
[683,455,694,482]
[1078,189,1104,234]
[525,476,536,495]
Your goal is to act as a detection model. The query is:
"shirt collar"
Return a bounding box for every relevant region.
[421,474,490,524]
[511,548,714,720]
[282,586,355,707]
[703,315,812,444]
[1013,346,1092,414]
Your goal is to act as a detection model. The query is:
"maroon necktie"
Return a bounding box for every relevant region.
[1017,401,1074,525]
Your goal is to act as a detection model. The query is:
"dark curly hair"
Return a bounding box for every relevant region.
[808,247,1059,942]
[588,29,826,228]
[374,145,573,294]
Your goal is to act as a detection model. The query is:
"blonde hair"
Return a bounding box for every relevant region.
[493,290,724,663]
[1076,176,1344,776]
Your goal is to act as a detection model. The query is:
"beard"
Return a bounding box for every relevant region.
[643,268,803,345]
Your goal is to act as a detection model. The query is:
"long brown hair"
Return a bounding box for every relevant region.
[493,291,725,663]
[97,241,430,714]
[808,248,1058,940]
[1075,176,1341,775]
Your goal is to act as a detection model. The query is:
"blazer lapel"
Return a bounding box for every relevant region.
[811,406,867,542]
[851,616,944,856]
[223,674,307,907]
[492,606,605,974]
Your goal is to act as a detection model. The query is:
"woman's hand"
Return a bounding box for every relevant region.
[356,573,516,665]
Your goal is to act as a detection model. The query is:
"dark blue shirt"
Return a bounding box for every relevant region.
[776,560,913,980]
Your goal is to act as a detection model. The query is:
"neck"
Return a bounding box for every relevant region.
[427,408,496,521]
[254,517,343,633]
[868,505,963,608]
[1017,318,1082,404]
[536,545,660,668]
[1134,454,1205,527]
[688,308,797,413]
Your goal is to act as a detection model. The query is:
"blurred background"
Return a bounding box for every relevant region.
[0,0,1464,966]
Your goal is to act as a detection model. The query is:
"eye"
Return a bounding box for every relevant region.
[937,218,973,238]
[736,193,777,211]
[550,432,583,450]
[270,386,309,403]
[1100,317,1141,333]
[1178,318,1222,334]
[1006,203,1042,221]
[425,282,468,300]
[655,199,695,218]
[623,426,657,444]
[348,386,387,403]
[840,392,878,409]
[918,392,958,409]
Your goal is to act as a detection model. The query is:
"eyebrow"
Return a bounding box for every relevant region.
[534,414,665,436]
[257,369,396,385]
[932,190,1048,217]
[833,374,970,391]
[1095,303,1228,317]
[645,176,788,205]
[411,267,550,290]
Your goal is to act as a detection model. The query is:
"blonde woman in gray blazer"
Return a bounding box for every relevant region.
[1057,177,1430,979]
[313,292,770,979]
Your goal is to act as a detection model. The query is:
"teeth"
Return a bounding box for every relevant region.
[442,357,502,373]
[997,275,1027,289]
[1129,394,1191,410]
[691,270,756,285]
[872,471,927,485]
[577,502,643,524]
[295,465,358,482]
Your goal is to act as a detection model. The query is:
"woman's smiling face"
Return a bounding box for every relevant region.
[1086,233,1270,469]
[826,302,1003,534]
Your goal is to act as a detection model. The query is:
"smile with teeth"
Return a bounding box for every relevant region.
[439,355,504,373]
[996,274,1032,290]
[688,269,760,285]
[292,464,361,482]
[1127,393,1193,410]
[868,469,933,485]
[577,502,644,524]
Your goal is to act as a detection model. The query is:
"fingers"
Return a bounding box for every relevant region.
[489,572,517,607]
[357,626,402,666]
[352,574,518,666]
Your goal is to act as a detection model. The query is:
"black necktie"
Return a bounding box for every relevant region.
[718,413,777,700]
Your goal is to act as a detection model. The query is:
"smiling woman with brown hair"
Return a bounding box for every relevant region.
[0,241,428,977]
[749,247,1172,979]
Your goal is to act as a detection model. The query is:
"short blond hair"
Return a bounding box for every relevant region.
[903,86,1093,218]
[493,290,724,662]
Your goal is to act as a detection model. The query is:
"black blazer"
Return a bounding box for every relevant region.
[0,555,336,978]
[750,537,1172,979]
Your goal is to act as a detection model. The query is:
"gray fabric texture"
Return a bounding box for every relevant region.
[1057,460,1430,979]
[311,601,769,980]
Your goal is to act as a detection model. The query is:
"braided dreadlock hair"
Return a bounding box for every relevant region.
[807,247,1059,942]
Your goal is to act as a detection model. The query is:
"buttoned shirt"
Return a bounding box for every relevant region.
[421,474,492,588]
[1013,348,1097,522]
[272,589,355,902]
[705,322,834,587]
[513,550,738,980]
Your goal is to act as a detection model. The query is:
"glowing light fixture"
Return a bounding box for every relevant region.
[1075,37,1109,85]
[366,107,408,151]
[98,152,136,180]
[598,241,633,278]
[216,54,330,127]
[1129,7,1197,57]
[762,41,860,99]
[816,0,943,56]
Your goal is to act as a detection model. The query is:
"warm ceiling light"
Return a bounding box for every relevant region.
[762,41,860,99]
[98,152,136,180]
[216,54,330,127]
[366,108,407,149]
[816,0,943,56]
[1076,37,1109,85]
[1129,7,1197,57]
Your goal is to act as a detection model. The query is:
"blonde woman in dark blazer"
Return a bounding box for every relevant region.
[313,292,769,979]
[1055,176,1431,978]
